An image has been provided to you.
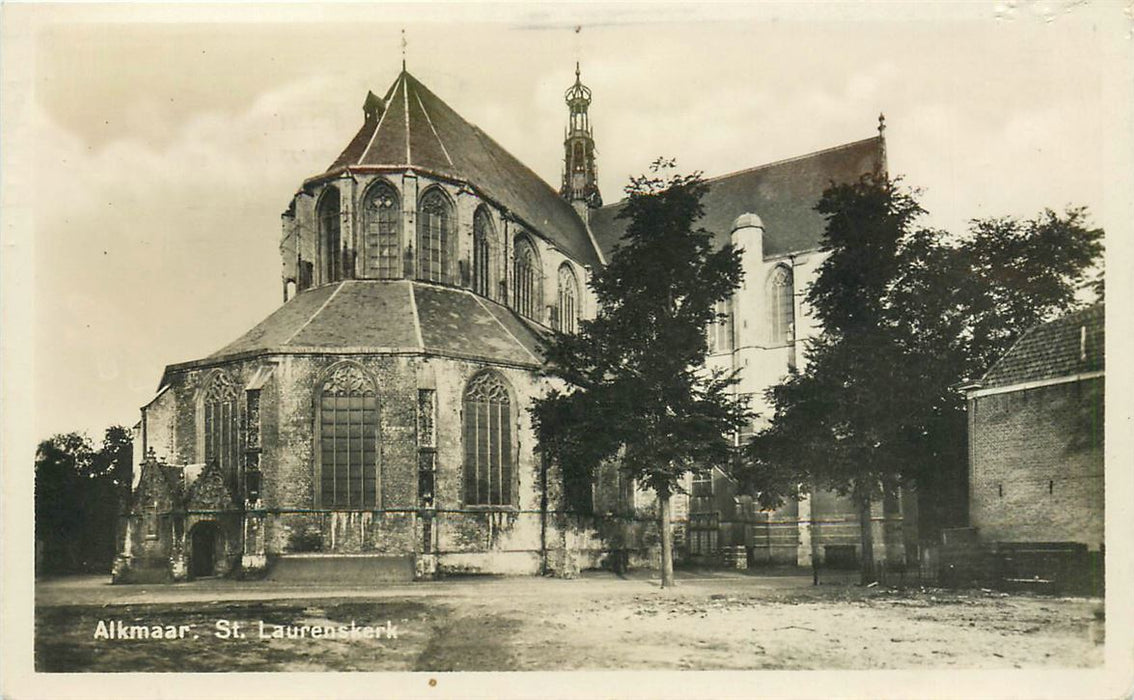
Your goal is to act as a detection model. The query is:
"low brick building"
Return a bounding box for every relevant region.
[965,305,1104,587]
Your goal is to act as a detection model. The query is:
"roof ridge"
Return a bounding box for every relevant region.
[980,322,1041,385]
[406,280,425,349]
[360,77,400,164]
[413,86,454,168]
[1060,302,1105,320]
[407,75,569,206]
[703,135,882,184]
[383,75,400,103]
[581,218,607,266]
[468,289,542,365]
[980,303,1105,385]
[283,281,346,346]
[406,74,601,264]
[594,135,883,212]
[402,72,412,164]
[318,70,602,268]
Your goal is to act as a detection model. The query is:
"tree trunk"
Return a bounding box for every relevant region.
[858,493,875,585]
[659,492,675,588]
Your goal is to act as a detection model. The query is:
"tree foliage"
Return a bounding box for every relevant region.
[742,174,1104,545]
[533,160,747,583]
[535,160,747,496]
[35,426,133,575]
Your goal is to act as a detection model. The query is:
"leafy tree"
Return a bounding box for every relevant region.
[741,174,1103,582]
[35,426,134,575]
[92,425,134,492]
[35,433,94,573]
[533,160,746,587]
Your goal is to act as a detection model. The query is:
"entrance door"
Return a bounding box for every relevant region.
[190,522,218,578]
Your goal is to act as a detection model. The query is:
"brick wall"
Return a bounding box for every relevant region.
[969,377,1104,549]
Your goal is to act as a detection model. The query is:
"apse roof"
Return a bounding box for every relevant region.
[319,71,601,268]
[978,304,1105,390]
[587,136,885,261]
[163,281,547,374]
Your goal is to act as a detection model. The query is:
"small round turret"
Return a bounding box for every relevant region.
[731,212,765,260]
[730,212,766,351]
[732,212,764,232]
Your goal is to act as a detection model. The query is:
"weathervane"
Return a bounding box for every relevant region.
[574,24,581,70]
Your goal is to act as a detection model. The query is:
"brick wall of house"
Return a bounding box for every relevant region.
[969,377,1104,549]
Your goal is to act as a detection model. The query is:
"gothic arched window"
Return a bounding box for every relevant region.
[768,265,795,345]
[556,263,579,333]
[363,180,401,279]
[513,236,541,321]
[463,370,514,506]
[709,298,733,353]
[472,207,495,297]
[317,364,379,509]
[317,187,343,283]
[418,188,453,284]
[202,371,239,493]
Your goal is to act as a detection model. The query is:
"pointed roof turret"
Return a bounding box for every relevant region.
[564,61,592,105]
[363,91,385,121]
[321,71,601,268]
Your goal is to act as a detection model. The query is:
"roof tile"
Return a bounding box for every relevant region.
[197,281,543,369]
[324,72,600,268]
[980,304,1105,389]
[588,137,885,260]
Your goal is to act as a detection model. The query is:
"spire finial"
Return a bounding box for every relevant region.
[576,61,581,82]
[878,112,886,135]
[401,28,407,71]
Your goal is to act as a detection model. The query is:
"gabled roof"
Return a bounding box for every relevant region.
[165,280,546,371]
[320,71,601,268]
[587,136,885,260]
[979,304,1105,390]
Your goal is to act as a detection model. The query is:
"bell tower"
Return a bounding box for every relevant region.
[561,63,602,212]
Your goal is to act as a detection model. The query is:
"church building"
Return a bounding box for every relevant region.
[114,65,906,583]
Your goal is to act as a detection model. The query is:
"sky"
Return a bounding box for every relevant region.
[3,2,1132,444]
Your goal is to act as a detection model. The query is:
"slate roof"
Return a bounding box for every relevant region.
[979,304,1105,390]
[319,71,601,268]
[164,281,546,371]
[587,136,885,261]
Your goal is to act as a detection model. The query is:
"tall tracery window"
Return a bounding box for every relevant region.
[709,299,733,353]
[556,263,579,333]
[472,207,494,297]
[317,187,343,283]
[513,236,541,321]
[318,364,379,509]
[768,264,795,345]
[463,371,514,506]
[418,188,452,284]
[203,372,239,493]
[363,181,401,279]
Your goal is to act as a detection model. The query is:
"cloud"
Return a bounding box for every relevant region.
[31,75,355,437]
[18,12,1131,442]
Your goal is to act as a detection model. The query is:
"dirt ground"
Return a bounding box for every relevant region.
[34,570,1104,672]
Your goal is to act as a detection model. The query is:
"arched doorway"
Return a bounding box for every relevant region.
[189,521,219,578]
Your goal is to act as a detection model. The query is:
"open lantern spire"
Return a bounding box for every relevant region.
[561,63,601,210]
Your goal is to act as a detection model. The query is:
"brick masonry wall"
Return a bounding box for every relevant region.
[431,359,551,571]
[266,354,420,554]
[143,351,594,575]
[969,377,1104,549]
[291,173,597,317]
